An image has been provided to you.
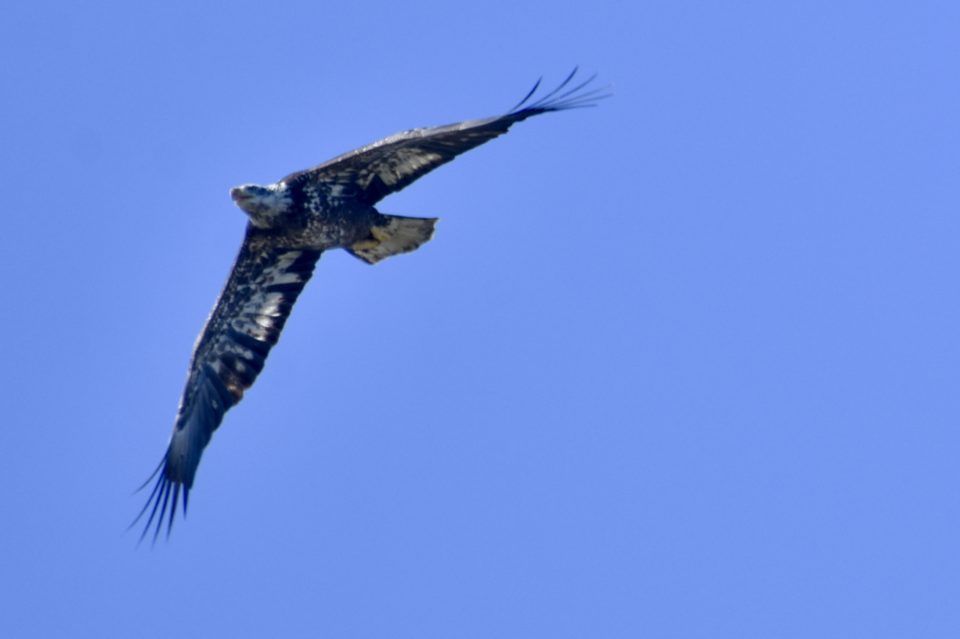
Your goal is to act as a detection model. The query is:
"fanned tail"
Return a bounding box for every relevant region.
[348,215,438,264]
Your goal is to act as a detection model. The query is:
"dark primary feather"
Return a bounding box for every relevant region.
[133,228,320,542]
[282,68,609,205]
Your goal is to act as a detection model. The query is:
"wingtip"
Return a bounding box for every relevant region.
[509,67,611,115]
[129,457,190,546]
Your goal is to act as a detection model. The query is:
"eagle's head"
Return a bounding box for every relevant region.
[230,183,293,229]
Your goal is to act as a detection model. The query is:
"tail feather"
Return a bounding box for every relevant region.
[348,215,438,264]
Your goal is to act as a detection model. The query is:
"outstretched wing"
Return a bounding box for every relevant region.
[134,227,321,542]
[281,68,609,205]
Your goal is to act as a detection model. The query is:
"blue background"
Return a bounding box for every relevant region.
[2,1,958,637]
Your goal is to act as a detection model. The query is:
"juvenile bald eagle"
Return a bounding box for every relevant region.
[134,69,606,540]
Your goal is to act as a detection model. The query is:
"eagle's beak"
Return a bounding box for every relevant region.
[230,187,251,203]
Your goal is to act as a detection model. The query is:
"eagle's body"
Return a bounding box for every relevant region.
[135,70,606,540]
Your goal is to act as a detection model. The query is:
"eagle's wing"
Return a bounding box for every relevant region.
[134,228,321,541]
[281,69,608,205]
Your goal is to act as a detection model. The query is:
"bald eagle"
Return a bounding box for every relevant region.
[134,69,607,541]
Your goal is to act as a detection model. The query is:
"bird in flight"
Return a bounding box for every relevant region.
[134,69,607,541]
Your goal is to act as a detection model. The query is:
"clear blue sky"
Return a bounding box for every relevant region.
[2,1,958,637]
